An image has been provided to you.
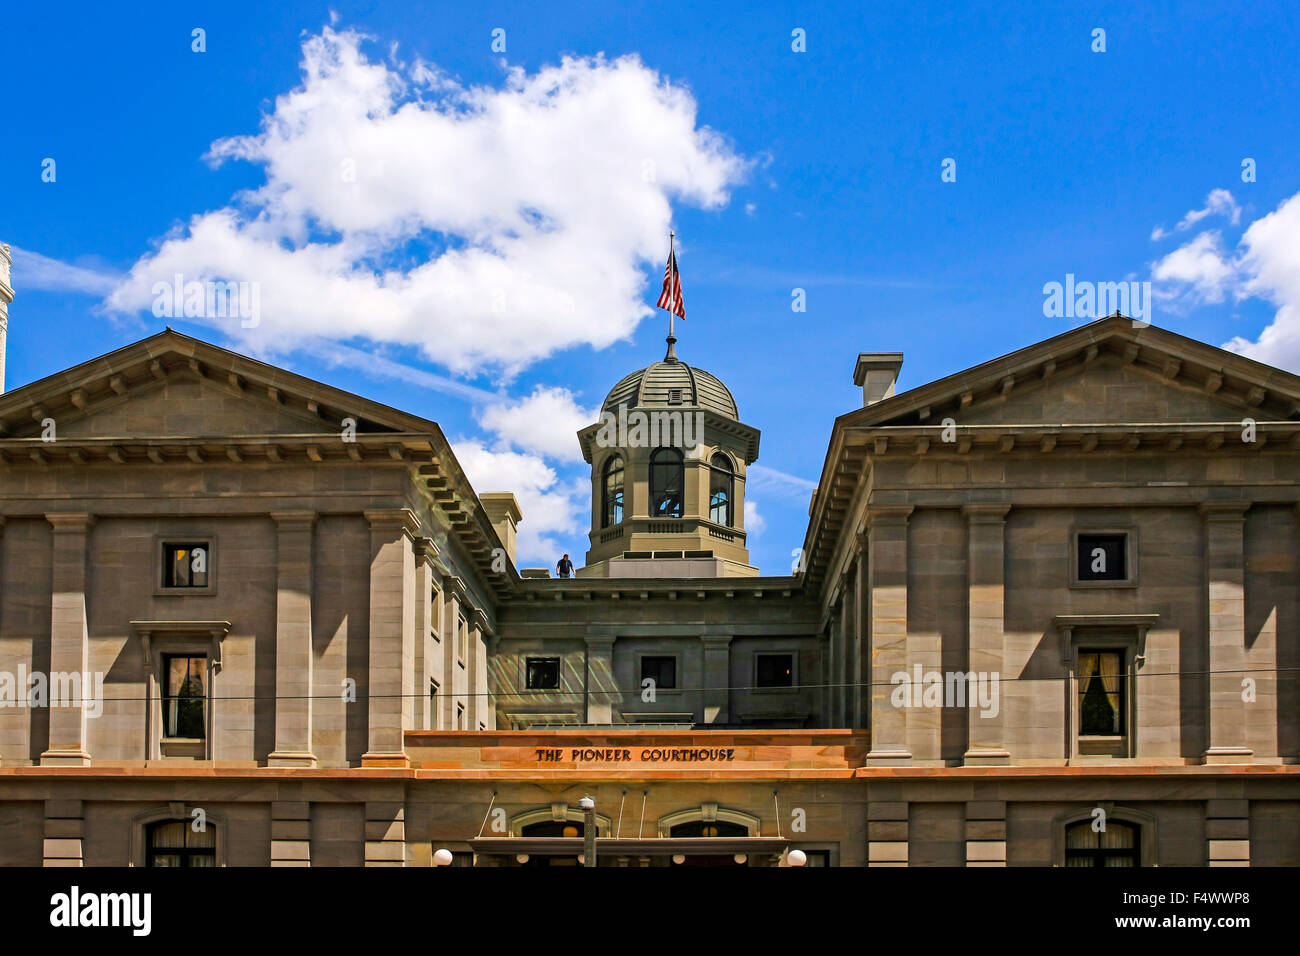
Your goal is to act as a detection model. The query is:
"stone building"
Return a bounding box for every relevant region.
[0,304,1296,867]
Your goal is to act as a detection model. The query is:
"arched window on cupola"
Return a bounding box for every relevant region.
[709,453,733,527]
[601,454,625,528]
[650,448,684,518]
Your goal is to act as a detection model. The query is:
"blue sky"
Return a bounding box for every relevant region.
[4,1,1299,573]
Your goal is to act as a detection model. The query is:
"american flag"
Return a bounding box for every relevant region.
[656,247,685,319]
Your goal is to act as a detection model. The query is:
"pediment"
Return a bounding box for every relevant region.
[0,329,423,441]
[851,316,1300,429]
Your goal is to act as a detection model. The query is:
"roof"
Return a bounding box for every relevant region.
[602,358,739,419]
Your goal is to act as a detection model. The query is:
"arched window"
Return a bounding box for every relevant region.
[601,455,624,528]
[709,453,733,526]
[650,448,684,518]
[146,819,217,867]
[1064,820,1139,867]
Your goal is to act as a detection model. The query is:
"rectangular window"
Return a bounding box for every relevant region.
[756,653,794,688]
[163,654,207,739]
[161,542,210,589]
[456,703,465,730]
[640,655,676,690]
[430,680,440,730]
[1077,649,1124,736]
[457,614,468,664]
[526,657,561,690]
[1076,533,1128,583]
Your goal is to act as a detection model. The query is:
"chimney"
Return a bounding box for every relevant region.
[853,352,903,406]
[479,493,523,567]
[0,243,12,394]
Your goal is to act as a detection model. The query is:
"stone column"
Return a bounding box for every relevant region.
[43,799,84,867]
[363,510,418,765]
[269,511,317,767]
[1205,799,1250,866]
[1201,502,1253,764]
[585,635,616,724]
[865,505,913,764]
[365,801,406,867]
[701,635,732,724]
[41,513,94,766]
[270,801,311,867]
[963,504,1010,765]
[866,800,908,867]
[964,800,1007,867]
[842,569,858,729]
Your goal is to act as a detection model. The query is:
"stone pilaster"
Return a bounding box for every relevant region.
[365,802,406,867]
[1205,799,1250,866]
[268,511,317,767]
[701,635,732,724]
[363,509,418,766]
[866,800,908,867]
[41,513,94,766]
[442,584,461,729]
[963,504,1010,765]
[43,799,84,867]
[269,801,311,867]
[467,611,484,729]
[1200,502,1254,764]
[964,800,1007,867]
[829,605,844,727]
[865,505,913,764]
[851,543,867,728]
[412,539,438,730]
[585,635,616,724]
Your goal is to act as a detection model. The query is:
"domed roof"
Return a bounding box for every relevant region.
[602,355,739,419]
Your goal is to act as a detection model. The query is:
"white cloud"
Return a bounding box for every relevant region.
[1151,230,1235,304]
[9,246,119,296]
[748,462,817,496]
[103,27,747,377]
[744,498,765,536]
[1221,192,1300,370]
[452,439,586,566]
[1151,188,1240,241]
[475,385,596,463]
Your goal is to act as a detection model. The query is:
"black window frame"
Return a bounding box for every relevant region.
[640,655,677,690]
[1077,648,1126,737]
[145,819,217,868]
[755,652,795,688]
[160,541,211,589]
[601,455,625,529]
[162,653,208,740]
[709,453,733,527]
[1075,532,1129,584]
[650,448,685,518]
[526,657,562,690]
[1064,820,1140,867]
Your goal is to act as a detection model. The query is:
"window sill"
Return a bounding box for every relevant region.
[1077,735,1128,757]
[160,738,206,758]
[1069,580,1137,589]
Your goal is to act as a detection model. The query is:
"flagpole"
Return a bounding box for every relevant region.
[668,231,675,343]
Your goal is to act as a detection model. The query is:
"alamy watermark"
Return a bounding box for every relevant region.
[594,403,703,449]
[1042,274,1151,326]
[0,667,105,718]
[891,666,1000,718]
[152,273,260,328]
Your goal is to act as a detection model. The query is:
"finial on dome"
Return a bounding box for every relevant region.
[664,332,678,363]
